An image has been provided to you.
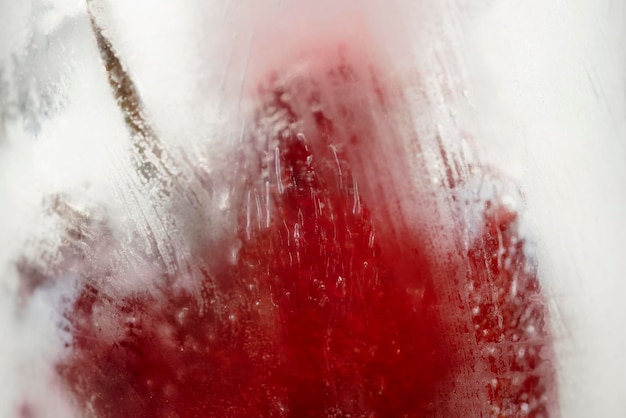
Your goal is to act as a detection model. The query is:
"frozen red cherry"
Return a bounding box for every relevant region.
[55,42,557,418]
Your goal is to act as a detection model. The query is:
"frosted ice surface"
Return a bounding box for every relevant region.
[0,1,624,417]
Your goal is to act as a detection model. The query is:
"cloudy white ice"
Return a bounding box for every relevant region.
[0,0,625,417]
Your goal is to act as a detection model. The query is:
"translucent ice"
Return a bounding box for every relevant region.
[0,1,624,417]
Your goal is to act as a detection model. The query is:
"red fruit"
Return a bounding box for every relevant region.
[56,46,556,417]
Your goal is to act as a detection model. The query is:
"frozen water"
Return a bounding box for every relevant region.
[0,0,624,417]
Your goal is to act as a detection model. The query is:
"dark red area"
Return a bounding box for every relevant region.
[57,55,556,418]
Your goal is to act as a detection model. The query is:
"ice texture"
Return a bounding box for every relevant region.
[0,1,624,418]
